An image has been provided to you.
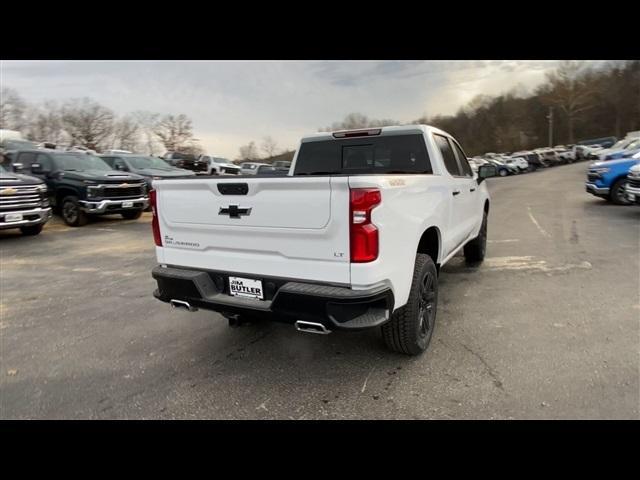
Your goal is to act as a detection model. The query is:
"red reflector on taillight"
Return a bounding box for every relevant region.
[350,188,381,263]
[150,189,162,246]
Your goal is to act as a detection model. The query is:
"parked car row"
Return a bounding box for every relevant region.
[160,153,292,177]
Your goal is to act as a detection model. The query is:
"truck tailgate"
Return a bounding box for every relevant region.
[155,176,351,285]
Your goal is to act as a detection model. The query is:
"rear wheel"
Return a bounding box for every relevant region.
[382,254,438,356]
[121,209,143,220]
[499,168,508,177]
[610,179,630,205]
[61,195,88,227]
[20,224,44,236]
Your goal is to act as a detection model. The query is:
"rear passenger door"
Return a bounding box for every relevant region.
[433,134,469,257]
[450,139,480,239]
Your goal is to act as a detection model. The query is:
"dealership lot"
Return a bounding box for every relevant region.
[1,162,638,419]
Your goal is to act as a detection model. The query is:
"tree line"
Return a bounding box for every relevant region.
[0,92,203,156]
[319,61,640,156]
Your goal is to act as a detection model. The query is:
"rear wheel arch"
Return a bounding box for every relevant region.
[416,226,441,273]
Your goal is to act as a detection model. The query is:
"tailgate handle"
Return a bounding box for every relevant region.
[218,183,248,195]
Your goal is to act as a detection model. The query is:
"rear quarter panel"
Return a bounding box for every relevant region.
[349,174,451,308]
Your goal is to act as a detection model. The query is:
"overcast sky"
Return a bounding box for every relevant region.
[0,60,603,158]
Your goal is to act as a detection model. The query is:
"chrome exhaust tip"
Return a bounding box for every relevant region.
[294,320,331,335]
[170,299,198,312]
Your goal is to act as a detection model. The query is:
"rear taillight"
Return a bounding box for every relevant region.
[150,189,162,246]
[350,188,381,263]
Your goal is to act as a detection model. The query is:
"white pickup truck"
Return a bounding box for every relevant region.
[150,125,496,355]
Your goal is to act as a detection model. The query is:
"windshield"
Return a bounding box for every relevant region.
[213,158,230,164]
[626,139,640,150]
[125,156,172,170]
[53,154,112,171]
[610,139,632,150]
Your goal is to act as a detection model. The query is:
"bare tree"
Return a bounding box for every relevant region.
[542,61,596,143]
[131,111,162,155]
[24,101,66,144]
[261,136,279,158]
[238,141,259,161]
[110,115,140,151]
[153,114,193,152]
[60,98,115,150]
[0,87,28,131]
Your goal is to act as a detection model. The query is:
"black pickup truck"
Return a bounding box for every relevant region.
[12,149,149,227]
[0,164,52,235]
[162,152,208,174]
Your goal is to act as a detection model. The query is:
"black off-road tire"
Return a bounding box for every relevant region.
[464,212,488,263]
[610,179,630,205]
[382,253,438,356]
[61,195,88,227]
[20,224,44,236]
[121,209,143,220]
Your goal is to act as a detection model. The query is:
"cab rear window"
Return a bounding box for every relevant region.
[294,134,432,175]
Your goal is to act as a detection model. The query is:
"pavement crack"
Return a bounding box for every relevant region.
[460,343,505,391]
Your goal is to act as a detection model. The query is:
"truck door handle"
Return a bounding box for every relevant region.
[470,188,476,192]
[452,190,461,196]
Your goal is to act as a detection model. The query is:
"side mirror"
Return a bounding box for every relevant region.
[31,163,44,174]
[115,164,126,171]
[477,164,497,183]
[12,163,24,173]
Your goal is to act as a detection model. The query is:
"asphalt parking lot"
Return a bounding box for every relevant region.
[1,162,639,419]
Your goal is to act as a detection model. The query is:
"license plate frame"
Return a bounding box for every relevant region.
[122,201,134,208]
[228,276,264,300]
[5,213,23,222]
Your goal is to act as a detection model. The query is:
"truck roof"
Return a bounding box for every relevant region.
[300,124,449,143]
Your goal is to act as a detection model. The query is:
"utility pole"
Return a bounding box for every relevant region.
[547,107,554,147]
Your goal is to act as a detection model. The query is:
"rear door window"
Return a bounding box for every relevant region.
[433,134,461,176]
[294,134,431,175]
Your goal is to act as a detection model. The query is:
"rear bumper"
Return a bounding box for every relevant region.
[152,265,394,331]
[79,197,149,214]
[585,183,610,196]
[0,207,52,229]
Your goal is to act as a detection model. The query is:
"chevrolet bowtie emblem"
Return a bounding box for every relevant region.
[0,187,18,195]
[219,205,252,218]
[119,183,130,188]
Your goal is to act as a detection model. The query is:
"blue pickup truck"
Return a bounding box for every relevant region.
[586,157,640,205]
